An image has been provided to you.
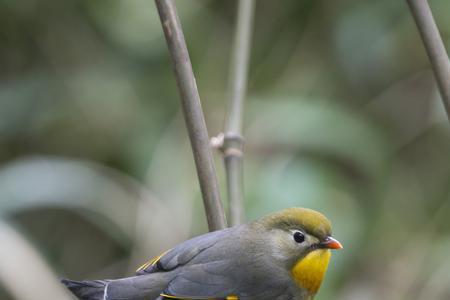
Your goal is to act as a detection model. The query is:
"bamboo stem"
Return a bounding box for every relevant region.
[407,0,450,120]
[155,0,227,231]
[223,0,255,226]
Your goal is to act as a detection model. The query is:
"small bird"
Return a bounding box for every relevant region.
[62,207,342,300]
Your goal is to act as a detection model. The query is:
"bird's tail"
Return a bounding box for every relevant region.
[62,279,107,300]
[62,274,169,300]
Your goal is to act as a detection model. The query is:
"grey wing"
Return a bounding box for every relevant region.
[136,226,296,300]
[163,255,296,300]
[136,228,233,275]
[162,260,237,299]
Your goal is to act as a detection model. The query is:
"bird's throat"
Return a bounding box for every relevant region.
[291,249,331,294]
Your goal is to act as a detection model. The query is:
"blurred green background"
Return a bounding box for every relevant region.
[1,0,450,299]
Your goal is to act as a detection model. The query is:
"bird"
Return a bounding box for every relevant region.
[62,207,342,300]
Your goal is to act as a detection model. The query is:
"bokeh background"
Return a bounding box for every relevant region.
[1,0,450,299]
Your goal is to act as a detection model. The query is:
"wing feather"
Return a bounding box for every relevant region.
[135,226,295,300]
[136,228,232,275]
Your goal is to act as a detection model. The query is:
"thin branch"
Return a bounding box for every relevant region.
[407,0,450,121]
[155,0,227,231]
[223,0,255,226]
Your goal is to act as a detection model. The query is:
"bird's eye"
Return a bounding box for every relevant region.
[293,231,305,243]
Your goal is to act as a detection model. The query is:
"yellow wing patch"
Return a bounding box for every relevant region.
[291,249,331,294]
[136,249,171,272]
[159,294,181,299]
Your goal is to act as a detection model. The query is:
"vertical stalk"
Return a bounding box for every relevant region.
[407,0,450,120]
[155,0,227,231]
[223,0,255,226]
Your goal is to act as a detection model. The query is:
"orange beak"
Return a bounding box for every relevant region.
[320,237,343,250]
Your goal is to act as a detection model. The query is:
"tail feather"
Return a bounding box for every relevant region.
[62,279,107,300]
[62,274,170,300]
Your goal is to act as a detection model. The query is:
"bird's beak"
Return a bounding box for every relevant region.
[320,237,343,250]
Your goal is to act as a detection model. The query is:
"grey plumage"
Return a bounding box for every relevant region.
[62,273,171,300]
[62,208,339,300]
[62,279,106,299]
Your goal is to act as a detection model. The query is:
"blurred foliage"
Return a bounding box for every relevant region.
[1,0,450,299]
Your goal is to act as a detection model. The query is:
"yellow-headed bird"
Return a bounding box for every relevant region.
[62,207,342,300]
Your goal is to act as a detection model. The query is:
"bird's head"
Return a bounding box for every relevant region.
[257,207,342,295]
